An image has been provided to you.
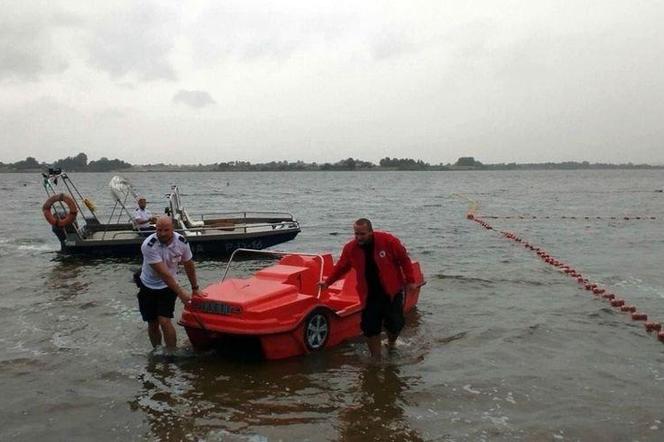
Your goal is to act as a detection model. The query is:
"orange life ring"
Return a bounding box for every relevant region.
[42,193,78,227]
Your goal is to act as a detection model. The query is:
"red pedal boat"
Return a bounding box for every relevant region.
[178,249,425,360]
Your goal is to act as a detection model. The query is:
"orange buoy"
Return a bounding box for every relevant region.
[631,312,647,321]
[42,193,78,228]
[621,305,637,313]
[658,331,664,343]
[610,299,624,307]
[645,322,662,333]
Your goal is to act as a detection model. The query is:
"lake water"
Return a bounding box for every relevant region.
[1,170,664,441]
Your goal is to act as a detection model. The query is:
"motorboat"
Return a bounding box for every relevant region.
[178,249,425,360]
[40,169,301,256]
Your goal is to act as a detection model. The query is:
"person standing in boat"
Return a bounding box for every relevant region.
[134,196,157,231]
[319,218,417,360]
[137,216,200,351]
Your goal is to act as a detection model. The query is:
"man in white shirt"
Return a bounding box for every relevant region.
[137,216,201,350]
[134,196,157,230]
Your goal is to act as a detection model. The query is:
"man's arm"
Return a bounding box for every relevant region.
[134,212,150,226]
[392,237,417,290]
[149,261,191,304]
[183,259,201,296]
[319,245,351,289]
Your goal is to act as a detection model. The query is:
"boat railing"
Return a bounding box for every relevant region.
[100,220,300,240]
[107,231,145,240]
[222,248,326,299]
[180,220,300,235]
[198,211,295,221]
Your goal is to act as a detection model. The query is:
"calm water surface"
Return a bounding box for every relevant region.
[1,170,664,441]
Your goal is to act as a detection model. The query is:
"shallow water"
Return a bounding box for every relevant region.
[1,170,664,441]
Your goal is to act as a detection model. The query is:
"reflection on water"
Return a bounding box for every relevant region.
[131,344,425,441]
[5,171,664,440]
[338,364,422,442]
[129,358,198,441]
[44,255,142,306]
[46,259,88,300]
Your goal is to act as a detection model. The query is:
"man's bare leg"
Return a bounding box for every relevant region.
[147,321,162,347]
[387,332,398,348]
[158,316,177,350]
[367,335,382,360]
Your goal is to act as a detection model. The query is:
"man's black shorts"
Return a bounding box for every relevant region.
[137,283,177,322]
[360,290,405,337]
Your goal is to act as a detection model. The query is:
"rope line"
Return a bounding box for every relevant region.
[466,210,664,344]
[479,215,657,221]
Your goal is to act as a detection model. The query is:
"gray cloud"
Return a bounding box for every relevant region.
[2,1,664,165]
[371,30,418,61]
[188,2,359,64]
[85,3,179,81]
[0,9,77,80]
[0,3,177,83]
[0,96,143,162]
[172,90,216,108]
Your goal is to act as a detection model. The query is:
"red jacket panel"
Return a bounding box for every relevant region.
[324,230,415,302]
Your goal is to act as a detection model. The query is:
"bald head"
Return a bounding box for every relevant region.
[354,218,373,231]
[156,216,173,228]
[353,218,373,246]
[156,216,174,244]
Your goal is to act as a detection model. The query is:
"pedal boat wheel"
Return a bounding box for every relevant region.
[304,309,330,351]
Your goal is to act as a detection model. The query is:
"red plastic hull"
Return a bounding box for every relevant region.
[178,254,423,360]
[182,301,419,360]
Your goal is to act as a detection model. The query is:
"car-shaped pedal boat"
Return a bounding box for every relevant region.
[178,248,424,360]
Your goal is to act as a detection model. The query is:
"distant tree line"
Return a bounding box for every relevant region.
[52,153,132,171]
[482,161,661,170]
[379,157,431,170]
[8,156,41,170]
[214,158,378,171]
[1,153,662,172]
[0,152,131,172]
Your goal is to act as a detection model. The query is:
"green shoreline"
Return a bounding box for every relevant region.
[2,153,663,173]
[4,166,664,173]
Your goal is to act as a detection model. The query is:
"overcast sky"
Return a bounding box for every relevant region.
[1,0,663,165]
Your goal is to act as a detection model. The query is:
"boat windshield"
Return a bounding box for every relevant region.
[109,176,139,203]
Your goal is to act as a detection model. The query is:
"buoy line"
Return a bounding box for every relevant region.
[465,210,664,344]
[478,215,657,221]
